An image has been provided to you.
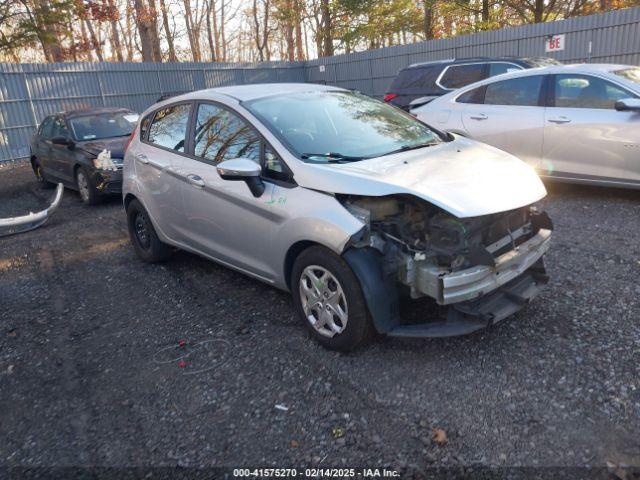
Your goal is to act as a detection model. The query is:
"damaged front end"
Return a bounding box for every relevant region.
[340,195,553,338]
[0,183,64,237]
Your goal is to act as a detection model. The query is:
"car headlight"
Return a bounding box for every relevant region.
[93,149,118,171]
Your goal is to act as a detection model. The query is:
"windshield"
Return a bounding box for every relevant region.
[69,112,139,141]
[244,91,440,162]
[614,67,640,85]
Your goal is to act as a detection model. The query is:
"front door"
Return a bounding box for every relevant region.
[172,101,291,281]
[460,75,546,168]
[49,116,74,182]
[542,73,640,183]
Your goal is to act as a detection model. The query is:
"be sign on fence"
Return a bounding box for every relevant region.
[545,34,565,52]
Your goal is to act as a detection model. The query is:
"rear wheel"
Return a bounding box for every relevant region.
[76,167,101,205]
[292,246,373,351]
[32,160,55,189]
[126,199,172,263]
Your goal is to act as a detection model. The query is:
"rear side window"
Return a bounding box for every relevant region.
[484,75,543,106]
[389,65,442,93]
[148,103,191,152]
[554,74,634,109]
[456,86,485,104]
[439,64,485,89]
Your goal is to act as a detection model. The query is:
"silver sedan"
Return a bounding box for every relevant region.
[413,64,640,189]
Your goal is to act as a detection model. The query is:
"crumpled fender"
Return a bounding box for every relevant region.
[343,247,400,333]
[0,183,63,237]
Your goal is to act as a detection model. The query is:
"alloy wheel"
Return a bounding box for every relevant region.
[299,265,348,338]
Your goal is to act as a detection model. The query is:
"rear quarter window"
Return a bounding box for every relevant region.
[389,65,442,94]
[438,63,485,89]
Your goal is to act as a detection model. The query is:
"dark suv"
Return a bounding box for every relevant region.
[384,57,560,110]
[30,108,138,205]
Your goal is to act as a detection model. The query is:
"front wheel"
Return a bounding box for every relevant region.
[292,246,373,351]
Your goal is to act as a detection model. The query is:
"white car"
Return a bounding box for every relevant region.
[412,64,640,189]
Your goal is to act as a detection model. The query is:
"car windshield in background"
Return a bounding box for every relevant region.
[245,91,440,162]
[69,112,139,141]
[614,67,640,85]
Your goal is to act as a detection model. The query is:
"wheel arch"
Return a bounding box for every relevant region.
[283,240,322,290]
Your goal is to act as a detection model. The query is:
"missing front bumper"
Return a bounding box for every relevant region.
[410,228,552,305]
[0,183,64,237]
[389,259,548,338]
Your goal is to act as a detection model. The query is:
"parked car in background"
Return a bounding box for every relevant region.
[384,57,561,111]
[412,64,640,189]
[30,108,139,204]
[124,83,553,351]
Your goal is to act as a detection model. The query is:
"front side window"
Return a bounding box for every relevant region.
[51,117,69,139]
[148,104,191,152]
[245,91,440,162]
[439,64,485,90]
[194,103,260,165]
[554,74,633,109]
[484,75,543,106]
[69,111,138,141]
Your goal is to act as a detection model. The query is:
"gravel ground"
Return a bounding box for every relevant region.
[0,160,639,476]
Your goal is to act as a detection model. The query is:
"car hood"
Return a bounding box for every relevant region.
[294,136,547,218]
[77,137,128,158]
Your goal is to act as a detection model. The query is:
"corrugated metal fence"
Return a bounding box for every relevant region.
[2,6,640,163]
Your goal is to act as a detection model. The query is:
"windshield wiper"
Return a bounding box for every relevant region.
[300,152,366,163]
[382,141,440,157]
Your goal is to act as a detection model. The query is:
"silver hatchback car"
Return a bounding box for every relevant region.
[123,84,553,351]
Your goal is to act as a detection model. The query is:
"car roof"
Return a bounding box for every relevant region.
[172,83,347,103]
[58,107,135,119]
[405,57,548,69]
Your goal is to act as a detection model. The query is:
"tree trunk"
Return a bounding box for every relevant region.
[133,0,154,61]
[147,0,163,61]
[212,0,221,61]
[107,0,124,61]
[320,0,332,56]
[294,0,304,60]
[220,0,226,61]
[35,0,64,62]
[423,0,435,40]
[184,0,201,61]
[482,0,490,23]
[534,0,544,23]
[159,0,177,61]
[205,0,216,61]
[85,19,104,62]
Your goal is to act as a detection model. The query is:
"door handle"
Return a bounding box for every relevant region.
[135,153,149,164]
[548,117,571,124]
[186,174,205,189]
[470,113,488,120]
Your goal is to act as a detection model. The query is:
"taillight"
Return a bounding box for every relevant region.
[383,93,398,102]
[125,124,138,152]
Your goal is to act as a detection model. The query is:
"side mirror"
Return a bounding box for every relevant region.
[216,158,265,197]
[51,136,69,146]
[615,98,640,112]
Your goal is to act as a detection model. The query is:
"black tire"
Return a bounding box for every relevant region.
[32,160,55,189]
[126,199,172,263]
[291,245,373,352]
[75,166,101,205]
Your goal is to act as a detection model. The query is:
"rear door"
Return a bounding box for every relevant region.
[542,73,640,183]
[133,102,192,241]
[34,117,54,173]
[459,75,546,168]
[49,116,74,182]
